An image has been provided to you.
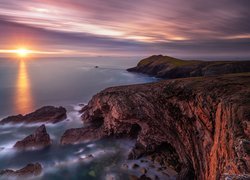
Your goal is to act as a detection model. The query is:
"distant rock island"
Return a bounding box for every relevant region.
[128,55,250,78]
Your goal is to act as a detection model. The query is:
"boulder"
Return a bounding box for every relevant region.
[0,163,42,177]
[0,106,67,125]
[14,125,51,149]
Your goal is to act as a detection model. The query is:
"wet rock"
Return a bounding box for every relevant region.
[14,125,51,149]
[0,163,42,177]
[140,168,147,174]
[0,106,67,125]
[132,164,140,169]
[129,175,139,180]
[77,74,250,179]
[79,105,89,114]
[139,174,151,180]
[121,163,129,170]
[60,126,106,145]
[80,154,94,161]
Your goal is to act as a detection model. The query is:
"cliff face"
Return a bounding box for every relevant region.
[127,55,250,79]
[62,74,250,179]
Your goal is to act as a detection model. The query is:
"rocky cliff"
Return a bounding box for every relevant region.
[61,73,250,180]
[127,55,250,79]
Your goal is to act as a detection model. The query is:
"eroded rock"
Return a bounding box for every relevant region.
[14,125,51,150]
[61,73,250,179]
[0,163,42,177]
[0,106,67,125]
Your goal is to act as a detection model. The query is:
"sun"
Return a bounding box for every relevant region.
[16,48,30,58]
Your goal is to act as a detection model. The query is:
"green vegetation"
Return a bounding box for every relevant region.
[138,55,202,67]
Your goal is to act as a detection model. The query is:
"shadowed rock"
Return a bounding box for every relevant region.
[61,73,250,180]
[127,55,250,79]
[0,163,42,177]
[14,125,51,150]
[0,106,67,125]
[60,126,106,145]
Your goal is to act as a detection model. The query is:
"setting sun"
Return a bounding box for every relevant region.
[16,48,30,58]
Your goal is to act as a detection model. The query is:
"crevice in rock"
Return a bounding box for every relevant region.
[90,109,104,128]
[129,123,142,138]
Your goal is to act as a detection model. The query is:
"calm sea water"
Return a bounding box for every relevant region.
[0,57,155,117]
[0,57,172,180]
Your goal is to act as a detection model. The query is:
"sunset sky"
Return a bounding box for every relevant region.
[0,0,249,58]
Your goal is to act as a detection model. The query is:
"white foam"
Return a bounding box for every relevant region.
[74,148,85,154]
[87,144,96,148]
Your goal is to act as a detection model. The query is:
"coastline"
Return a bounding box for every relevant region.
[0,56,250,179]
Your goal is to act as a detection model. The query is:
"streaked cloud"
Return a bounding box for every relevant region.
[0,0,249,58]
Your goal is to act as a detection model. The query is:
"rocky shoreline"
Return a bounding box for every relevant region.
[61,73,250,180]
[0,57,249,179]
[127,55,250,79]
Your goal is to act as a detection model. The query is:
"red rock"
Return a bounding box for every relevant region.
[0,106,67,125]
[0,163,42,177]
[61,73,250,179]
[14,124,51,149]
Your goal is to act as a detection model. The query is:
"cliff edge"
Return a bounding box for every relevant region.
[61,73,250,179]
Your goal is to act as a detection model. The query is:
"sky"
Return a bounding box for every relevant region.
[0,0,249,58]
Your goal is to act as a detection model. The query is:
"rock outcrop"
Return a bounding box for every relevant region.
[14,125,51,149]
[0,163,42,177]
[127,55,250,79]
[0,106,67,125]
[61,73,250,180]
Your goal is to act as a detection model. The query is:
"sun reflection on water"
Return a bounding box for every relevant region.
[15,60,33,114]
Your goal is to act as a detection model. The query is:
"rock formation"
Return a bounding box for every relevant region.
[61,73,250,179]
[0,163,42,177]
[0,106,67,125]
[127,55,250,79]
[14,124,51,149]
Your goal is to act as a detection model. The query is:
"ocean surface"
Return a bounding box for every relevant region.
[0,57,172,180]
[0,57,155,117]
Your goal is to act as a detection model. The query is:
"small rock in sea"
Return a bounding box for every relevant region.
[13,124,51,150]
[78,103,86,107]
[129,175,139,180]
[80,154,94,161]
[0,163,42,177]
[105,173,116,180]
[0,106,67,125]
[121,163,129,170]
[132,163,140,169]
[140,168,147,174]
[88,170,96,177]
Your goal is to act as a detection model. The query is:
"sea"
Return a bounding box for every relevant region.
[0,57,174,180]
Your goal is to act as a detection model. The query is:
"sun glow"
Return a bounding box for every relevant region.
[16,48,30,58]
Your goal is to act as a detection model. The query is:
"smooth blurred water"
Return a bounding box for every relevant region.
[0,56,155,117]
[0,57,166,180]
